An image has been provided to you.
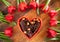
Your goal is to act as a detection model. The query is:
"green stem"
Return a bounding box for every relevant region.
[2,0,11,6]
[36,8,40,15]
[17,0,20,5]
[2,19,16,26]
[19,0,23,2]
[51,28,60,33]
[57,21,60,24]
[43,0,51,10]
[36,0,40,15]
[49,38,60,40]
[0,34,12,42]
[0,32,4,34]
[2,20,9,24]
[57,33,60,35]
[55,8,60,12]
[22,0,26,2]
[9,22,16,26]
[56,21,60,26]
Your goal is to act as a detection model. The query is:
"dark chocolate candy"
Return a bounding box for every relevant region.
[20,18,41,38]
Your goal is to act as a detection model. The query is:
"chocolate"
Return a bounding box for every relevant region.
[19,18,41,38]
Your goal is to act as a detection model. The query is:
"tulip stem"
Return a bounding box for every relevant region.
[20,0,23,2]
[0,32,4,34]
[57,33,60,35]
[2,19,9,24]
[17,0,20,6]
[21,0,26,2]
[36,0,40,15]
[31,0,35,2]
[2,0,11,6]
[43,0,50,10]
[57,21,60,24]
[57,21,60,26]
[51,28,60,33]
[55,8,60,12]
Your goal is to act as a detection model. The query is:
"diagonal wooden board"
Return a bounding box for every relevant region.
[11,9,50,42]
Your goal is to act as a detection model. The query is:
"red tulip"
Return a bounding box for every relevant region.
[2,0,16,14]
[29,1,37,9]
[47,28,57,38]
[39,4,49,13]
[8,6,16,14]
[50,19,57,26]
[49,10,57,18]
[4,27,13,37]
[18,2,28,12]
[5,14,14,22]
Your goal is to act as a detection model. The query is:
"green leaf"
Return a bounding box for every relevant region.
[12,22,16,26]
[0,33,12,42]
[9,22,16,26]
[0,12,4,19]
[0,12,9,24]
[2,0,11,6]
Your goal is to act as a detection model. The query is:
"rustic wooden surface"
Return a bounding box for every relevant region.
[11,9,50,42]
[0,0,60,42]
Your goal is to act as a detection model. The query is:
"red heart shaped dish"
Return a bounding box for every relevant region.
[18,17,42,39]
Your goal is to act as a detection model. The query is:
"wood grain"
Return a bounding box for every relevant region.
[11,9,50,42]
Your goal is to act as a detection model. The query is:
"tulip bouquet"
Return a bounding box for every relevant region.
[0,11,16,42]
[46,28,60,41]
[46,5,60,41]
[17,0,28,11]
[46,16,60,41]
[29,0,38,9]
[0,0,60,42]
[2,0,16,14]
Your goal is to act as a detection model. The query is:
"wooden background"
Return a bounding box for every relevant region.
[0,0,60,42]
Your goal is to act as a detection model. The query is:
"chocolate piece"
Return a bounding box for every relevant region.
[20,18,41,38]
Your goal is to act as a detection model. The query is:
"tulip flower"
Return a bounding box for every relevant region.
[5,14,14,22]
[4,27,13,37]
[47,28,57,38]
[49,8,60,18]
[17,0,28,12]
[2,0,16,14]
[39,0,50,13]
[50,19,60,26]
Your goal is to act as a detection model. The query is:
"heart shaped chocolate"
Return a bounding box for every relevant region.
[19,17,41,38]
